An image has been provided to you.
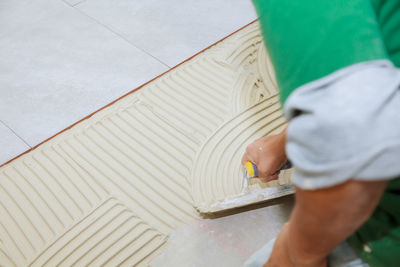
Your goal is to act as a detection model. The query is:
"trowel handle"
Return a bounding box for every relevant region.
[244,160,292,179]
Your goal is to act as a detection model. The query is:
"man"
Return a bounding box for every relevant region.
[243,1,400,266]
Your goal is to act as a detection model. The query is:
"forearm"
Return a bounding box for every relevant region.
[286,180,387,266]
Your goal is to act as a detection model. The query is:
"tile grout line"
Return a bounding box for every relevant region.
[67,2,172,69]
[0,120,32,148]
[59,0,87,8]
[72,0,88,7]
[60,0,73,7]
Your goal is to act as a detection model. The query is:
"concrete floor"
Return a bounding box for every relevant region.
[153,196,294,266]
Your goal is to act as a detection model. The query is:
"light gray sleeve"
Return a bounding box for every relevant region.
[283,60,400,190]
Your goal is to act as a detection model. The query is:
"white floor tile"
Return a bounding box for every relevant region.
[0,0,169,147]
[76,0,258,67]
[0,122,30,165]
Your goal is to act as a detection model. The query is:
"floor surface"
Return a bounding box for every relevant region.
[0,0,257,164]
[0,2,295,266]
[0,19,295,266]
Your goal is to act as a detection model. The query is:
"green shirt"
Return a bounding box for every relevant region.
[253,0,400,266]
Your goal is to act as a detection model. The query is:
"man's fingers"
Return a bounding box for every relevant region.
[242,151,258,166]
[242,144,258,165]
[257,163,279,179]
[241,152,249,165]
[259,173,280,183]
[269,173,280,181]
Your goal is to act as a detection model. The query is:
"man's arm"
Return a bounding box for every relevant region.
[267,179,388,267]
[243,129,388,266]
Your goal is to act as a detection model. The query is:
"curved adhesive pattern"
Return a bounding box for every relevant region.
[223,23,278,114]
[191,95,292,212]
[0,21,292,265]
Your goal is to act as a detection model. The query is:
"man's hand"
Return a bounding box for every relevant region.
[242,128,287,182]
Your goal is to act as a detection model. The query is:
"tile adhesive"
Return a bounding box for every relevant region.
[0,21,292,266]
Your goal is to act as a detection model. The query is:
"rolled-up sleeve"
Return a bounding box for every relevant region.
[284,60,400,189]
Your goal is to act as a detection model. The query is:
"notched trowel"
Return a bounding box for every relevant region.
[204,161,294,213]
